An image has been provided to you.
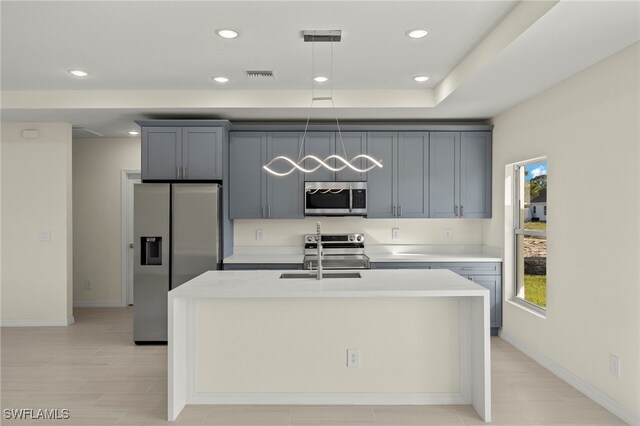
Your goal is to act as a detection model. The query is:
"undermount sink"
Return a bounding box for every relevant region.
[280,272,362,279]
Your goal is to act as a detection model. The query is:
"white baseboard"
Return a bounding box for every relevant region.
[190,392,467,405]
[499,331,639,426]
[73,300,124,308]
[1,316,74,327]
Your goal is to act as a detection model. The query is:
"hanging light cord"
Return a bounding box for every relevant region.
[263,33,383,177]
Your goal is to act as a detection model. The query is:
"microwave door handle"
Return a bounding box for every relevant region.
[349,187,353,212]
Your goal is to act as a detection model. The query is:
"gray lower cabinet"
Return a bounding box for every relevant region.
[429,132,491,218]
[229,131,304,219]
[367,132,429,218]
[223,263,303,270]
[142,126,223,181]
[370,261,502,333]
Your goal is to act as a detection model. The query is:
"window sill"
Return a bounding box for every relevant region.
[507,298,547,319]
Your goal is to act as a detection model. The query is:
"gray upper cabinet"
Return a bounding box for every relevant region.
[303,132,335,182]
[430,131,491,218]
[229,131,304,219]
[429,132,459,218]
[397,132,429,218]
[142,125,223,181]
[367,132,429,218]
[229,132,266,219]
[302,132,368,182]
[142,127,181,180]
[335,132,367,182]
[267,133,304,218]
[366,132,396,218]
[182,127,223,180]
[460,132,492,218]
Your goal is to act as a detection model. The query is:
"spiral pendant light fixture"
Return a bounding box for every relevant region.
[263,30,383,177]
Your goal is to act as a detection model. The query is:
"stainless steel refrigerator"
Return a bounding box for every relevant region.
[133,183,221,343]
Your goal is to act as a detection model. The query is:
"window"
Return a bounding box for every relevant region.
[514,159,547,310]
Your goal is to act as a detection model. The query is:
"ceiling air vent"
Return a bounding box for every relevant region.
[245,70,276,80]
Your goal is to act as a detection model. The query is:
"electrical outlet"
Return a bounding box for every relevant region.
[610,354,621,377]
[392,228,400,240]
[84,280,91,290]
[347,348,361,368]
[39,230,51,242]
[256,229,264,241]
[444,229,452,240]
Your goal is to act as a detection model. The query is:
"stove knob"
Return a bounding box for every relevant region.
[349,236,354,241]
[356,235,363,242]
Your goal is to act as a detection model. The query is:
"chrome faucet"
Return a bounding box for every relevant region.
[316,222,322,280]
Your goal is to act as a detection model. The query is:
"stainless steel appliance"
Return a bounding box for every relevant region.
[304,182,367,216]
[134,183,221,343]
[303,233,370,270]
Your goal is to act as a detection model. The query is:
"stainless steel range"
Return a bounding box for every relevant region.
[303,233,370,270]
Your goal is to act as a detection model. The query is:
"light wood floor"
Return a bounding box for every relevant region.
[1,308,624,425]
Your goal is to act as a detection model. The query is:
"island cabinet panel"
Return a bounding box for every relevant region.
[223,263,303,271]
[229,131,304,219]
[429,132,491,218]
[142,125,224,181]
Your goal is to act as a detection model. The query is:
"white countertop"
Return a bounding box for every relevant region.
[223,245,502,264]
[169,269,489,299]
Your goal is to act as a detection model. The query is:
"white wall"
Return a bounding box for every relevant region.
[234,217,486,247]
[73,137,140,306]
[485,43,639,419]
[1,123,73,325]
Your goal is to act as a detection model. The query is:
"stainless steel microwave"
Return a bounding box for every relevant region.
[304,182,367,216]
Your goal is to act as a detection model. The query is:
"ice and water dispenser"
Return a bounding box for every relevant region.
[141,237,162,265]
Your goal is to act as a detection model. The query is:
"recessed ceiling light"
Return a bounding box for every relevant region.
[413,75,430,82]
[216,29,239,39]
[127,131,140,136]
[313,76,329,83]
[68,69,88,77]
[406,29,428,39]
[212,76,229,83]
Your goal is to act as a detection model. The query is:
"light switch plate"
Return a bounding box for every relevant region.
[256,229,264,241]
[444,229,452,240]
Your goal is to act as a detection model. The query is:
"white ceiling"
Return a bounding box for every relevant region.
[1,1,638,137]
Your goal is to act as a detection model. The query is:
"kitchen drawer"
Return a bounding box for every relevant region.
[430,262,501,276]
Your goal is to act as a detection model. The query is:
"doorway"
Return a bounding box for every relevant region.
[121,170,141,306]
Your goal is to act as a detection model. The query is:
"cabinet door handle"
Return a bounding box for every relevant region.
[398,205,402,217]
[268,206,271,218]
[182,165,187,179]
[460,205,464,217]
[454,205,459,217]
[393,206,396,217]
[176,165,180,179]
[262,206,265,218]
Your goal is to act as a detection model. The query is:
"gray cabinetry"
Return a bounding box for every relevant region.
[367,132,429,218]
[302,132,368,182]
[370,261,502,333]
[429,132,491,218]
[229,131,304,219]
[366,132,396,218]
[142,125,223,181]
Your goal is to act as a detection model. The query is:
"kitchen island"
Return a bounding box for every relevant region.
[168,269,491,422]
